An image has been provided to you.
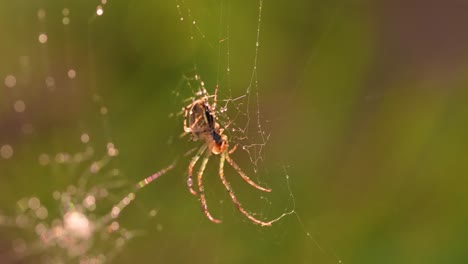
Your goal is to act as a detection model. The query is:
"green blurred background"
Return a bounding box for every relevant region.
[1,0,468,263]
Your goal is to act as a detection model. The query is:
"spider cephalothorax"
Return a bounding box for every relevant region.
[183,91,273,226]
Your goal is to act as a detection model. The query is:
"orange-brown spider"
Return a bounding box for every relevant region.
[184,87,273,226]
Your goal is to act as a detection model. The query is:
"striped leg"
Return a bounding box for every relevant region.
[197,150,221,224]
[219,152,272,226]
[225,154,271,192]
[187,145,207,196]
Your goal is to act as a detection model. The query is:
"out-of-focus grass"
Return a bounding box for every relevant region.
[1,1,468,263]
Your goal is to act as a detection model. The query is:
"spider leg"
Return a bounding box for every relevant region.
[183,105,192,133]
[228,144,238,154]
[197,149,222,224]
[184,111,204,133]
[187,144,207,196]
[219,152,272,226]
[225,154,271,193]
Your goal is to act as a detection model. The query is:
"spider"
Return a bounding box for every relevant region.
[183,86,273,226]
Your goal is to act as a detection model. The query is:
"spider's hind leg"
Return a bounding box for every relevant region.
[187,145,207,196]
[196,150,222,224]
[219,152,272,226]
[225,154,271,193]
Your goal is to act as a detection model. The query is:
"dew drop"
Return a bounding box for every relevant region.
[96,6,104,16]
[14,100,26,113]
[111,206,121,218]
[67,69,76,79]
[80,133,90,144]
[149,210,158,217]
[38,154,50,166]
[110,221,119,231]
[36,206,48,219]
[83,195,96,208]
[4,75,16,87]
[0,144,13,159]
[100,106,108,115]
[37,9,46,20]
[62,17,70,25]
[45,76,55,88]
[38,33,48,44]
[187,177,193,186]
[28,197,41,210]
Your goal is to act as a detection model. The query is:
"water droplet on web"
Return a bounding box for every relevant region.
[36,207,48,219]
[4,75,16,87]
[55,153,66,163]
[1,144,14,159]
[110,221,120,232]
[107,142,118,156]
[37,9,46,20]
[52,191,61,200]
[35,223,47,235]
[96,6,104,16]
[149,210,157,217]
[64,211,93,239]
[83,195,96,209]
[14,100,26,113]
[100,106,108,115]
[67,69,76,79]
[28,197,41,210]
[81,133,90,144]
[62,8,70,16]
[45,76,55,89]
[38,154,50,166]
[38,33,48,44]
[115,237,125,247]
[15,215,28,228]
[90,162,100,173]
[62,17,70,25]
[111,206,121,218]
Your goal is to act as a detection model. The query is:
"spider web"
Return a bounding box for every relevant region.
[172,1,342,263]
[0,1,174,263]
[0,0,347,263]
[174,0,269,172]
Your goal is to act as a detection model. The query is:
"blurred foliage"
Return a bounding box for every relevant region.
[1,0,468,263]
